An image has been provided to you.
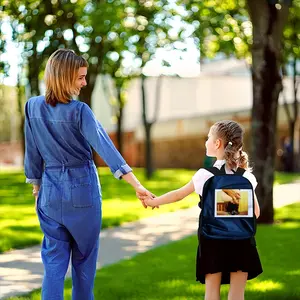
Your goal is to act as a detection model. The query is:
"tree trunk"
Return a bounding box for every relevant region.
[289,121,296,171]
[296,117,300,171]
[141,74,154,179]
[248,0,289,223]
[116,86,124,155]
[79,72,96,107]
[292,57,299,171]
[145,122,153,179]
[17,82,25,164]
[283,58,299,172]
[27,55,41,96]
[79,40,105,107]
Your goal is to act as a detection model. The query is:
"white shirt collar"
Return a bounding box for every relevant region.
[213,159,236,173]
[213,159,226,168]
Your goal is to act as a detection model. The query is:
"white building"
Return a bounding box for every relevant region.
[92,58,297,139]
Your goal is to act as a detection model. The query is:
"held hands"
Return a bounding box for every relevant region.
[143,195,158,208]
[135,185,159,209]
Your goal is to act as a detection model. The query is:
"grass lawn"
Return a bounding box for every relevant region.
[7,202,300,300]
[274,172,300,185]
[0,168,300,253]
[0,168,197,253]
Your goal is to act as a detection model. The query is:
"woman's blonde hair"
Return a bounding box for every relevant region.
[45,49,88,106]
[211,120,251,171]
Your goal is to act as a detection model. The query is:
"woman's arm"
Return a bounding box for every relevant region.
[145,180,195,207]
[24,101,43,186]
[121,172,143,190]
[122,172,155,208]
[79,103,132,180]
[79,104,157,208]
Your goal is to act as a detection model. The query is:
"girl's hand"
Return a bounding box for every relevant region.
[135,185,157,208]
[144,196,158,208]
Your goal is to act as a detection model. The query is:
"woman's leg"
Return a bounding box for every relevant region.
[41,236,71,300]
[71,238,99,300]
[205,272,222,300]
[67,206,101,300]
[38,208,71,300]
[228,271,248,300]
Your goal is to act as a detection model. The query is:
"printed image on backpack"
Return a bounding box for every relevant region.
[215,189,253,217]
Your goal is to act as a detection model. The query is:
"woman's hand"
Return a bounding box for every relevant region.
[33,185,39,212]
[35,195,38,211]
[135,185,158,209]
[121,172,158,209]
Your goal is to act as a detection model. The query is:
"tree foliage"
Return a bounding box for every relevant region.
[181,0,296,223]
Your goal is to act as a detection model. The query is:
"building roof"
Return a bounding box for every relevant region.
[200,58,250,76]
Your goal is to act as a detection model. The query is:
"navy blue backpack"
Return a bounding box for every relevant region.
[199,165,256,240]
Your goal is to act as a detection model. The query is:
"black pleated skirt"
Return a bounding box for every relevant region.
[196,235,263,284]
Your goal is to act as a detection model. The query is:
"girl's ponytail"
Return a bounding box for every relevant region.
[212,120,253,172]
[224,148,251,171]
[238,150,252,171]
[224,144,239,170]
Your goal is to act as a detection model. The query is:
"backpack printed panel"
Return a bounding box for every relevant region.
[199,167,256,240]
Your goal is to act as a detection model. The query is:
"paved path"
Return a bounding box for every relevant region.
[0,182,299,299]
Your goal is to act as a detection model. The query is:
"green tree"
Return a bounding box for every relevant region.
[4,0,86,96]
[3,0,178,175]
[248,0,290,223]
[102,53,134,155]
[3,0,131,107]
[101,1,176,167]
[182,0,293,223]
[127,0,175,178]
[281,0,300,171]
[101,22,140,155]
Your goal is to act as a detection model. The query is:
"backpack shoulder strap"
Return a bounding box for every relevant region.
[235,167,246,175]
[203,167,223,176]
[206,165,246,176]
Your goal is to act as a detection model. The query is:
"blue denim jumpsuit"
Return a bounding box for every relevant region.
[24,96,132,300]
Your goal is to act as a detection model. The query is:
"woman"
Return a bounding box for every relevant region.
[24,48,153,299]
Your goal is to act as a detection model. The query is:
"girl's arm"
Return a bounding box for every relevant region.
[254,193,260,218]
[145,181,195,207]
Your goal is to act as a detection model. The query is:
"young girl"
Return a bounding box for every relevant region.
[144,120,262,300]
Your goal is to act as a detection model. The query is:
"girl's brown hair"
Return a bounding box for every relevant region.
[211,120,251,171]
[45,49,88,106]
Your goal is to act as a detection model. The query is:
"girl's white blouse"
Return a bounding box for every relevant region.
[192,160,258,196]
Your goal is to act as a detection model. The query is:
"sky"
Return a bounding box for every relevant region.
[1,21,21,86]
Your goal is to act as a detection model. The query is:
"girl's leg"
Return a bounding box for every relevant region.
[205,272,222,300]
[228,271,248,300]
